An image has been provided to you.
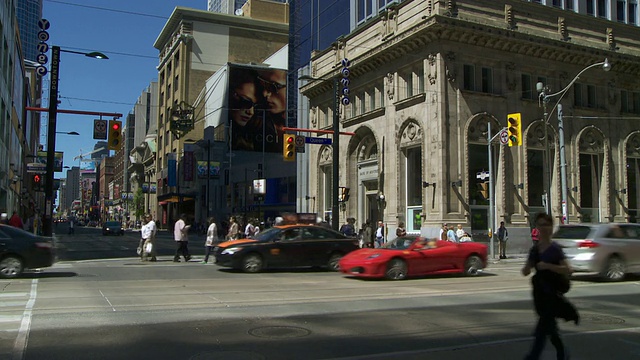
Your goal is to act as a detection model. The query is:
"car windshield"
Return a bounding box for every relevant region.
[252,227,282,242]
[381,237,416,250]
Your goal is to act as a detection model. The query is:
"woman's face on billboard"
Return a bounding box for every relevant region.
[231,82,257,127]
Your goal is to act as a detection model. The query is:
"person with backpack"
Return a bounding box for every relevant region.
[340,217,356,237]
[521,212,577,360]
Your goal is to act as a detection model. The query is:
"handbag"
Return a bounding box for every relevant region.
[144,242,153,254]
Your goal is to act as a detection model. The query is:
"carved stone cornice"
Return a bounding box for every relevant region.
[332,15,640,82]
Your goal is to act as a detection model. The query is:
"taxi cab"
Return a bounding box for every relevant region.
[214,223,360,273]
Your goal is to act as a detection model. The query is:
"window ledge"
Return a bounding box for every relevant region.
[343,107,386,127]
[393,93,426,111]
[460,90,505,99]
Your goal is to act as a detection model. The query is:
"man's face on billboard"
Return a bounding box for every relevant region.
[258,71,286,115]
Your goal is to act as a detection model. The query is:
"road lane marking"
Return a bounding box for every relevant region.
[0,293,28,298]
[12,279,37,360]
[99,290,117,312]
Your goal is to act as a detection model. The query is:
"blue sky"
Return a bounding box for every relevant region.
[42,0,205,175]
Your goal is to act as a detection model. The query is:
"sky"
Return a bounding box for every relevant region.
[42,0,206,175]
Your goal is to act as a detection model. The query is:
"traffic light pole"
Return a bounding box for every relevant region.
[43,46,61,237]
[487,121,495,260]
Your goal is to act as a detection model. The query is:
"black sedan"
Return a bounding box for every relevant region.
[102,221,124,236]
[214,224,360,273]
[0,225,55,278]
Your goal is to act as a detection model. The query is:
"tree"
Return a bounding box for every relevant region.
[133,187,145,218]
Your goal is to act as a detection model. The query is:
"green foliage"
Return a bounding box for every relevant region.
[133,187,145,217]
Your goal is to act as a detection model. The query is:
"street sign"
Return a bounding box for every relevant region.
[27,163,46,174]
[94,119,107,139]
[476,171,490,181]
[305,136,332,145]
[499,129,509,145]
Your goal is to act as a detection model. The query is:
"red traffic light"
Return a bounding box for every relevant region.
[286,136,294,143]
[112,123,120,130]
[33,174,41,183]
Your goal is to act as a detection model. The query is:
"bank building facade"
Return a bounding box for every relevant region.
[300,0,640,241]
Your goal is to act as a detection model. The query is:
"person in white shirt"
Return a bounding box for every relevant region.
[244,219,256,238]
[201,217,218,264]
[173,214,191,262]
[375,221,384,248]
[141,214,157,262]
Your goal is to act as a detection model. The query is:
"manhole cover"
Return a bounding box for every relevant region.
[581,314,625,325]
[189,351,265,360]
[248,326,311,339]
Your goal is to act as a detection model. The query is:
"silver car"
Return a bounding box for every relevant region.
[553,223,640,281]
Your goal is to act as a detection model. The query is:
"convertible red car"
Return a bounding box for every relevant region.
[339,236,488,280]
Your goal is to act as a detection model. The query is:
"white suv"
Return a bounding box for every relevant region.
[553,223,640,281]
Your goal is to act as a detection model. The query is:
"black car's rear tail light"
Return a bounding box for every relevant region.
[577,240,599,248]
[35,242,53,249]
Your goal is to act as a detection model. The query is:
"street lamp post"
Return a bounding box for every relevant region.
[300,75,340,231]
[43,46,107,237]
[537,58,611,222]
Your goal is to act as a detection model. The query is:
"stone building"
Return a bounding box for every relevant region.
[300,0,640,246]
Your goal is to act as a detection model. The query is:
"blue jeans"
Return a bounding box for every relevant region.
[375,237,384,248]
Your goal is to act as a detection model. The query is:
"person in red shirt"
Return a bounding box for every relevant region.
[8,211,24,229]
[531,226,540,246]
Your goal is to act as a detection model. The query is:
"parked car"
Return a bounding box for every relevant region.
[102,221,124,236]
[339,236,487,280]
[214,224,360,273]
[553,223,640,281]
[0,224,55,278]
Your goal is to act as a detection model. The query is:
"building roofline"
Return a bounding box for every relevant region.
[153,6,289,50]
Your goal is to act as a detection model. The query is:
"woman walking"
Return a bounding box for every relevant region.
[201,217,218,264]
[521,212,576,360]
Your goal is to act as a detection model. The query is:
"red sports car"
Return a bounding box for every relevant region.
[339,236,488,280]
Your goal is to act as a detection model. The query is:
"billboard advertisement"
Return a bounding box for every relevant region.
[228,65,287,152]
[36,151,64,172]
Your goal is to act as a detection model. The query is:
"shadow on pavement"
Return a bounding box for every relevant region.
[20,271,78,279]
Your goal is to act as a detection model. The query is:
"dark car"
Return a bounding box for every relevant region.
[214,224,360,273]
[0,225,55,278]
[102,221,124,236]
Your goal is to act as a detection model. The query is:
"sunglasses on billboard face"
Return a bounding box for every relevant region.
[257,76,286,94]
[233,92,258,110]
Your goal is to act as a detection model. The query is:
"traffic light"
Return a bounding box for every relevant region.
[108,120,123,150]
[283,134,295,161]
[33,174,42,184]
[507,112,522,147]
[339,187,350,202]
[477,182,489,200]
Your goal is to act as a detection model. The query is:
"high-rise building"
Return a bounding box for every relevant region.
[16,0,43,62]
[64,166,80,212]
[523,0,638,26]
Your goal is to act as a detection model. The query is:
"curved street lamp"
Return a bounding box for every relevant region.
[56,131,80,135]
[43,46,108,237]
[538,58,611,223]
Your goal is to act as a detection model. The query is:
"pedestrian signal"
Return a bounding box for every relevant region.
[283,134,295,161]
[108,120,122,150]
[33,174,42,184]
[477,182,489,200]
[507,113,522,147]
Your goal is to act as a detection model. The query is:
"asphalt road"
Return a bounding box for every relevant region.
[1,227,639,360]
